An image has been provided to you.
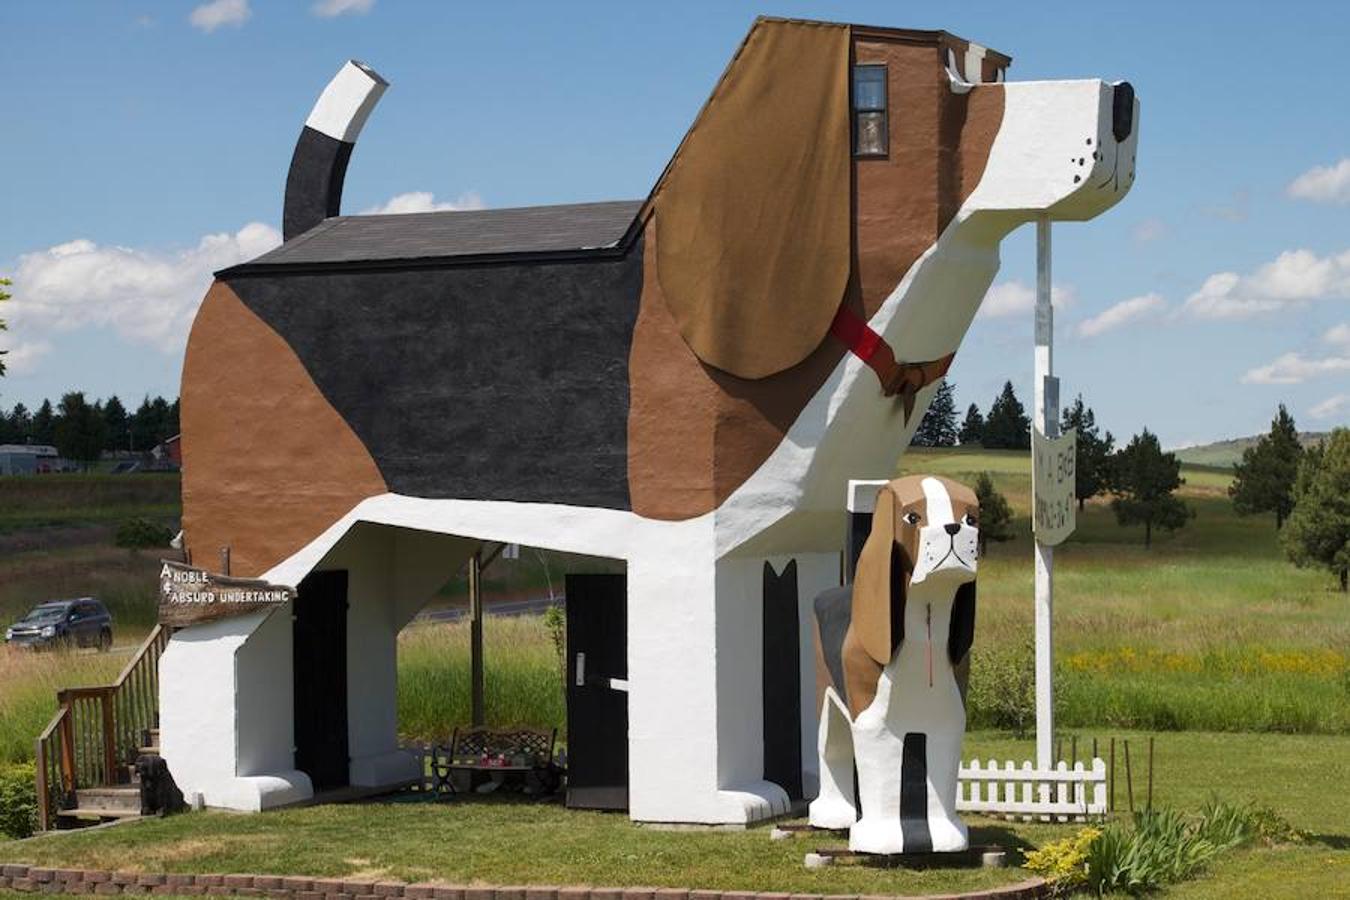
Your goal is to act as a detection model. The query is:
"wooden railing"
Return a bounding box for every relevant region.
[34,625,170,830]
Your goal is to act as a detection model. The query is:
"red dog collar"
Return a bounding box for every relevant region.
[829,305,955,423]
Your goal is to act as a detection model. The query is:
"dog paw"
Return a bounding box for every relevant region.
[808,797,857,830]
[848,817,906,854]
[927,815,970,853]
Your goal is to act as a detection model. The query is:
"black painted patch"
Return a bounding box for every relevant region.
[284,126,354,241]
[900,731,932,853]
[888,543,907,659]
[762,560,801,800]
[813,585,852,708]
[947,581,976,666]
[226,248,643,510]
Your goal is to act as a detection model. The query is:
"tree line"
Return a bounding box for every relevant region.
[0,393,180,467]
[1230,407,1349,592]
[916,382,1348,590]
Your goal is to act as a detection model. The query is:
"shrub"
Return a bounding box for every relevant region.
[1085,809,1222,895]
[967,637,1036,735]
[1022,825,1100,887]
[0,762,38,840]
[1195,798,1304,848]
[114,517,174,550]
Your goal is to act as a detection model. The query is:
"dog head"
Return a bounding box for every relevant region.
[852,476,979,667]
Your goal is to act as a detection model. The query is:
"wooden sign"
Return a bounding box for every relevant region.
[1032,427,1077,546]
[158,560,296,627]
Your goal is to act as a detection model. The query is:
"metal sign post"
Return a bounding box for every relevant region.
[1033,215,1055,772]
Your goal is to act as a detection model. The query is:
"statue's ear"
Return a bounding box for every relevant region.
[948,580,976,667]
[650,18,851,379]
[852,487,901,666]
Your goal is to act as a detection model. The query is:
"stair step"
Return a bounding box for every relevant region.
[56,807,142,820]
[74,786,141,813]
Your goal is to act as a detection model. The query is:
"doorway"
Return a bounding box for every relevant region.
[564,573,628,810]
[293,569,350,791]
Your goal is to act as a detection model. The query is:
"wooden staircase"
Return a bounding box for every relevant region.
[35,627,170,830]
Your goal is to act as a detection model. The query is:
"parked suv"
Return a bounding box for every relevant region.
[4,598,113,651]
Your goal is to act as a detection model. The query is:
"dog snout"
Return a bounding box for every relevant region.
[944,523,961,536]
[1112,81,1134,143]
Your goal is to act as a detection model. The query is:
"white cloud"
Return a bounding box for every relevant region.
[977,280,1075,319]
[312,0,375,17]
[1288,158,1350,205]
[1240,352,1350,385]
[1182,247,1350,319]
[7,223,281,366]
[1324,322,1350,348]
[3,341,53,376]
[1132,218,1166,243]
[360,191,485,215]
[1075,292,1166,337]
[189,0,251,32]
[1310,394,1349,421]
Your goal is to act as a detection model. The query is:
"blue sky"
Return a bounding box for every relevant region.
[1,0,1347,447]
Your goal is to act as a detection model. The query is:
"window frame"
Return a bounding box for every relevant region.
[852,63,889,158]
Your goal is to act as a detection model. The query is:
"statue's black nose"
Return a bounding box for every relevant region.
[1112,81,1135,143]
[944,523,962,536]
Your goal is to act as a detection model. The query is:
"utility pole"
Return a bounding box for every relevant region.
[1033,215,1056,772]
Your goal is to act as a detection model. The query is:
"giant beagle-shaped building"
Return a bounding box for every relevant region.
[160,17,1137,823]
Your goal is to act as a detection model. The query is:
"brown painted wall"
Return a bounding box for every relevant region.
[180,282,388,578]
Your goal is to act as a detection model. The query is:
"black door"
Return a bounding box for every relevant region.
[293,570,349,792]
[762,560,803,801]
[565,573,628,810]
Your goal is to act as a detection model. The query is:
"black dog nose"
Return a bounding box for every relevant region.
[1112,81,1135,143]
[944,523,961,536]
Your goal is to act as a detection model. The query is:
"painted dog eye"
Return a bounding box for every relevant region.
[903,512,921,526]
[964,513,978,527]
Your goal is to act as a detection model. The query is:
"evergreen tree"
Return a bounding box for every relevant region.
[911,380,959,447]
[7,402,31,443]
[31,399,55,445]
[1110,428,1191,547]
[103,396,130,452]
[1281,429,1349,592]
[973,471,1015,554]
[53,392,107,470]
[1061,394,1115,510]
[959,403,985,446]
[1230,404,1304,529]
[982,381,1031,450]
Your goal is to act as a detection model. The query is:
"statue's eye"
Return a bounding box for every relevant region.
[904,512,921,526]
[965,513,978,527]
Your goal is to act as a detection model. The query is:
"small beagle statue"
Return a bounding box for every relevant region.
[810,475,978,854]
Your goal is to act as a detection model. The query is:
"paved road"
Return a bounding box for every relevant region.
[415,593,563,624]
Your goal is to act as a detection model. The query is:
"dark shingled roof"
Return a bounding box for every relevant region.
[234,199,643,271]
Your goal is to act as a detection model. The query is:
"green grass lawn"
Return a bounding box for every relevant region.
[0,474,180,534]
[1,730,1344,898]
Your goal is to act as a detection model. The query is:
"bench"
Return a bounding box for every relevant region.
[430,726,559,795]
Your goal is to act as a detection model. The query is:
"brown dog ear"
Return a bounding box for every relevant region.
[650,18,851,379]
[852,485,901,666]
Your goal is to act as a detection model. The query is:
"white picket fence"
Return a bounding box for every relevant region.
[957,757,1107,820]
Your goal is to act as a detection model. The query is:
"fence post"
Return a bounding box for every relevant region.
[100,692,116,785]
[58,706,76,796]
[35,738,49,832]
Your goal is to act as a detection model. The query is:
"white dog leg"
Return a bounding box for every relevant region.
[923,728,969,852]
[808,689,857,829]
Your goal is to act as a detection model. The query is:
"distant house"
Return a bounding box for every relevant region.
[0,444,67,476]
[151,434,182,470]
